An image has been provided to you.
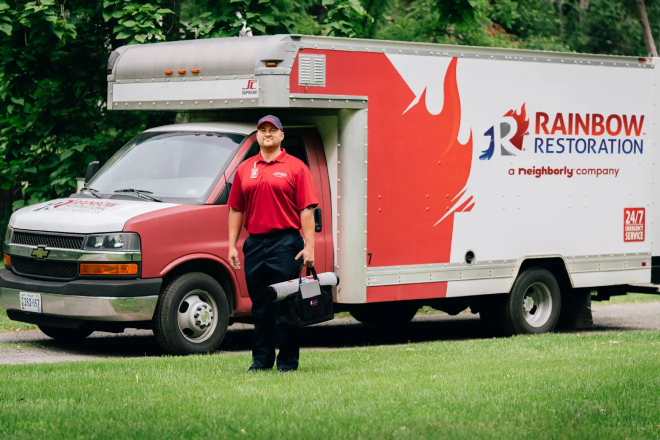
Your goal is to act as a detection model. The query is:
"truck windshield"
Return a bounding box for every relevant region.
[87,131,245,204]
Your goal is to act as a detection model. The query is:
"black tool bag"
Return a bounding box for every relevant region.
[283,267,334,327]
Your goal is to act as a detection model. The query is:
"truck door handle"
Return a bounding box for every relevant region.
[313,207,322,232]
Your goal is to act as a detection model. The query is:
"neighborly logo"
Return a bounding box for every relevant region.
[31,246,49,260]
[480,104,529,160]
[242,79,258,96]
[273,172,288,178]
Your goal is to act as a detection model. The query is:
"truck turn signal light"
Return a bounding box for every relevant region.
[3,253,10,267]
[80,263,138,275]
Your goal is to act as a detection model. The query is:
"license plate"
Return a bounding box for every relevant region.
[19,292,42,313]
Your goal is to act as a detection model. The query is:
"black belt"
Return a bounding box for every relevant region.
[249,228,299,240]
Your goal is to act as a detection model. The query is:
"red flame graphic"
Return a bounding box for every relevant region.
[289,53,473,266]
[503,103,529,151]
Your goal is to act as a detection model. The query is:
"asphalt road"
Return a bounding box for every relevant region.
[0,302,658,365]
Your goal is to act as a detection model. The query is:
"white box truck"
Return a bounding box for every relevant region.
[0,34,657,354]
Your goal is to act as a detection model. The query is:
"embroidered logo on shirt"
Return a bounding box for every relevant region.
[273,172,288,178]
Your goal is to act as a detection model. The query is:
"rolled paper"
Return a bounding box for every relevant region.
[266,272,340,302]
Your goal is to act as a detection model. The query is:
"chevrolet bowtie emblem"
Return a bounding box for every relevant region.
[31,247,49,259]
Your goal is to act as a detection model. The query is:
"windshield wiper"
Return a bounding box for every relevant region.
[114,188,162,203]
[81,187,102,199]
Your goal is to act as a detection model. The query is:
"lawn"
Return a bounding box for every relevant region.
[1,331,659,439]
[0,307,36,332]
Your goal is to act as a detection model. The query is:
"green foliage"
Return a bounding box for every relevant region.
[0,1,174,210]
[103,1,175,44]
[323,0,373,38]
[0,0,657,214]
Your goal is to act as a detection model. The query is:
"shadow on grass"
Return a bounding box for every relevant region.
[8,311,641,359]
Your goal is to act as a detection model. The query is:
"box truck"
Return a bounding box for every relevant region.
[1,35,658,354]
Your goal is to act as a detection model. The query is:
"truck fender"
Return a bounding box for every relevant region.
[159,253,241,311]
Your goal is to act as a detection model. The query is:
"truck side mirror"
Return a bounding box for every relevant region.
[313,207,322,232]
[85,161,99,184]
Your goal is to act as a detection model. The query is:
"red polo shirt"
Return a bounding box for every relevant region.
[228,149,318,234]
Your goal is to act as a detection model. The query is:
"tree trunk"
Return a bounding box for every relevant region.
[635,0,658,57]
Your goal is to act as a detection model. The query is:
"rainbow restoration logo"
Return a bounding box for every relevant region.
[480,104,645,160]
[479,104,646,179]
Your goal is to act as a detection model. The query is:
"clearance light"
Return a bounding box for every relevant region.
[642,262,647,267]
[191,69,200,74]
[266,62,278,67]
[639,58,647,63]
[80,263,138,275]
[178,69,186,74]
[164,70,173,75]
[3,253,10,267]
[108,69,112,75]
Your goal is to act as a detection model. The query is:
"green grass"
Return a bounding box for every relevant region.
[0,340,44,350]
[0,307,36,332]
[596,293,660,305]
[1,332,660,439]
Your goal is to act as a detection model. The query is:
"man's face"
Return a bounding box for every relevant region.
[256,122,284,150]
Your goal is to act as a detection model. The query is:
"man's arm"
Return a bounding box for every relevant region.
[295,206,315,267]
[228,207,244,270]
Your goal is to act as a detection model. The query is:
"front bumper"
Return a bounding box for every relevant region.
[0,268,161,321]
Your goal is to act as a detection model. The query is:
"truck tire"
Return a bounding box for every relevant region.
[153,272,230,355]
[500,267,561,335]
[38,325,93,341]
[350,302,418,326]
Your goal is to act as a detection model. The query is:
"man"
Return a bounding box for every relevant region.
[227,115,318,372]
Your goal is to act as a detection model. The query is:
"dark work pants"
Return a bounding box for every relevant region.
[243,229,304,370]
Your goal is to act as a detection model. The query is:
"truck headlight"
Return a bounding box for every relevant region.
[4,226,13,244]
[84,233,140,251]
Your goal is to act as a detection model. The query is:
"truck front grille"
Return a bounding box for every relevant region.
[11,257,78,280]
[13,232,84,250]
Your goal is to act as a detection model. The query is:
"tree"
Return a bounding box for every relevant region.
[635,0,658,56]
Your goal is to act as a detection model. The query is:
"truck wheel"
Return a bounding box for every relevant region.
[501,267,561,335]
[153,272,230,355]
[38,325,93,341]
[350,302,418,326]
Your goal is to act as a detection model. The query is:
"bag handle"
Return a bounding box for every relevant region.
[299,265,319,284]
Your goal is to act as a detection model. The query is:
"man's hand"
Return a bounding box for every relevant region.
[295,246,314,267]
[229,247,241,270]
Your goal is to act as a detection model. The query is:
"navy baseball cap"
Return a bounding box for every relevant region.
[257,115,283,130]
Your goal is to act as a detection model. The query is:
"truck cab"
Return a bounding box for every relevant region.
[0,120,333,354]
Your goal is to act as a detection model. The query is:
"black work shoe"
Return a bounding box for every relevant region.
[277,368,297,373]
[247,367,270,373]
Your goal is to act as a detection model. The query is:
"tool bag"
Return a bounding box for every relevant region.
[282,266,335,327]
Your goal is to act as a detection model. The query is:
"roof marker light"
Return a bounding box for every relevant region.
[165,70,173,75]
[191,69,200,74]
[178,69,186,74]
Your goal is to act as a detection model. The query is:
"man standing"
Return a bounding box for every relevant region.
[227,115,318,372]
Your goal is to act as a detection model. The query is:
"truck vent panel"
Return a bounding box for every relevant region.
[12,257,78,280]
[13,232,84,250]
[298,54,326,87]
